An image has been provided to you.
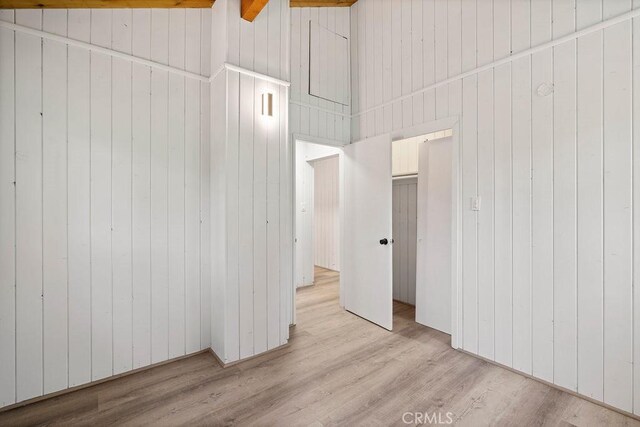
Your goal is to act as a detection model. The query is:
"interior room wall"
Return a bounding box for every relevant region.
[0,8,212,408]
[350,0,640,415]
[290,6,350,145]
[392,177,417,306]
[295,141,341,288]
[209,0,292,364]
[313,156,340,272]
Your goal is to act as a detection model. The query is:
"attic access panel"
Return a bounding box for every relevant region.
[309,20,350,106]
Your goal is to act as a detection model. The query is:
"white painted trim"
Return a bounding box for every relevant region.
[351,7,640,118]
[290,100,350,117]
[0,20,210,83]
[209,64,226,83]
[224,63,291,87]
[0,22,294,89]
[382,116,462,349]
[293,133,347,148]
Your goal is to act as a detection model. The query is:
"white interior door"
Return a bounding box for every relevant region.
[342,134,393,330]
[416,136,452,334]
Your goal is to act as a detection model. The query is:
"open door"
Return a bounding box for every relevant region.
[415,136,452,334]
[342,134,393,330]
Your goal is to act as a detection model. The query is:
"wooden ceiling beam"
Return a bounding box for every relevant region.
[0,0,212,8]
[241,0,268,22]
[290,0,356,7]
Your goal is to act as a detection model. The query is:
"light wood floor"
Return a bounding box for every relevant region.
[1,266,638,426]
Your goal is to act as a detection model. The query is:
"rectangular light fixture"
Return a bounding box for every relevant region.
[262,92,273,117]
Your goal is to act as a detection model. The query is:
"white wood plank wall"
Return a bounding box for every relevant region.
[0,8,212,408]
[210,0,291,364]
[350,0,640,415]
[392,177,417,306]
[290,7,350,144]
[313,156,340,271]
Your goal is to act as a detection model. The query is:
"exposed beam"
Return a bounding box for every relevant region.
[241,0,268,22]
[290,0,356,7]
[0,0,212,7]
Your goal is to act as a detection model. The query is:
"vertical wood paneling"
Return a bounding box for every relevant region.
[90,9,113,381]
[267,81,281,349]
[510,0,532,376]
[399,184,408,303]
[493,0,512,368]
[314,156,340,272]
[0,9,15,408]
[348,0,640,415]
[15,9,43,402]
[434,0,447,118]
[422,0,435,122]
[552,33,578,395]
[530,0,553,383]
[238,73,254,359]
[217,0,290,361]
[67,9,92,385]
[477,68,494,360]
[461,75,477,353]
[603,13,633,412]
[279,82,291,341]
[411,0,422,125]
[42,9,68,394]
[111,9,133,376]
[1,6,212,408]
[576,28,604,402]
[253,78,268,356]
[199,80,211,350]
[131,9,152,369]
[185,9,201,354]
[634,2,640,416]
[225,70,241,363]
[493,63,512,366]
[392,178,417,306]
[168,9,186,359]
[150,9,169,365]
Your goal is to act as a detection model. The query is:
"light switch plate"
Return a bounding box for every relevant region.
[471,196,481,211]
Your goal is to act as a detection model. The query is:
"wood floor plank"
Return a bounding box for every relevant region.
[0,267,638,426]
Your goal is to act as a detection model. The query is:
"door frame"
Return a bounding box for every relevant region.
[388,117,462,349]
[292,133,347,327]
[291,116,461,349]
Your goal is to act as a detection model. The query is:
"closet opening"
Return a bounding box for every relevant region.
[392,129,453,334]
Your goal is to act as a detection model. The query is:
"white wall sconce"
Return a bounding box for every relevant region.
[262,92,273,117]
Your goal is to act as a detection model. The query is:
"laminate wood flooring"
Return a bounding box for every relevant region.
[1,267,638,426]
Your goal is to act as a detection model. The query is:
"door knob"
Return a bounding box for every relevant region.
[380,238,388,245]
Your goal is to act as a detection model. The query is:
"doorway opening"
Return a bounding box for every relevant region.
[391,129,453,335]
[294,140,343,316]
[292,124,458,344]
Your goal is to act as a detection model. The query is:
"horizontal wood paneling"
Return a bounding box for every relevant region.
[0,8,211,408]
